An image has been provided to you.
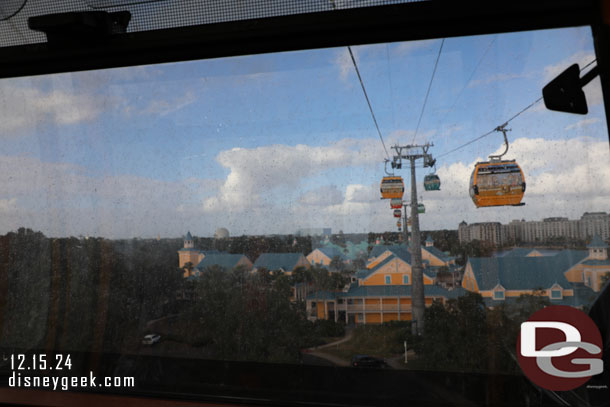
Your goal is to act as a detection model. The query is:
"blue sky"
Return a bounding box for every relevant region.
[0,25,608,238]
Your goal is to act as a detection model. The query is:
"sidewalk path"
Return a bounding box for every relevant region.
[301,328,355,366]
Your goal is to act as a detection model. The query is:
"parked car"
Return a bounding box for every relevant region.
[351,354,387,368]
[142,334,161,345]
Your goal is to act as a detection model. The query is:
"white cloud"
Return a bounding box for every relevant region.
[0,155,219,238]
[0,198,17,212]
[335,48,357,82]
[299,185,344,206]
[0,85,110,132]
[203,137,386,212]
[125,90,196,117]
[565,117,600,130]
[542,51,596,83]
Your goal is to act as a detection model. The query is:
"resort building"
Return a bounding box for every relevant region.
[462,235,609,307]
[306,240,463,325]
[252,253,310,275]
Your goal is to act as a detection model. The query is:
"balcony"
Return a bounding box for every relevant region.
[342,304,412,312]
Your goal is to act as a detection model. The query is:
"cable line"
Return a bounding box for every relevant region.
[437,59,597,159]
[347,46,391,160]
[412,38,445,144]
[438,36,497,130]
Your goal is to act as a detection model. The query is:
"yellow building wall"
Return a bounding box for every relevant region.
[421,250,446,267]
[365,298,381,305]
[365,258,438,286]
[400,313,412,321]
[382,298,398,305]
[462,264,480,292]
[306,250,331,266]
[366,314,382,324]
[179,250,202,269]
[480,289,575,298]
[564,265,585,283]
[383,313,398,322]
[317,303,325,319]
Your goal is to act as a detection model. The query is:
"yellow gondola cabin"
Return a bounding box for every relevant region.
[380,176,405,200]
[469,160,525,207]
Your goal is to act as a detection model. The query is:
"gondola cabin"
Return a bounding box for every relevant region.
[417,204,425,214]
[424,174,441,191]
[393,209,402,218]
[380,176,405,199]
[469,160,525,207]
[390,198,402,209]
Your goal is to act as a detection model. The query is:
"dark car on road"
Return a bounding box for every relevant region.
[351,355,387,368]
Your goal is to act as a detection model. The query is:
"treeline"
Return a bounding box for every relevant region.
[414,291,550,373]
[180,267,342,363]
[0,228,344,363]
[0,228,183,353]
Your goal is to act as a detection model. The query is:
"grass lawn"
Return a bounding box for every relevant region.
[323,323,411,360]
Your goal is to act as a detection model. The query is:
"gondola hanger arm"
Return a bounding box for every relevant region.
[489,123,511,160]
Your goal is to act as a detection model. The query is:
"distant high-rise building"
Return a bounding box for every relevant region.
[295,228,332,237]
[458,221,505,245]
[458,212,610,244]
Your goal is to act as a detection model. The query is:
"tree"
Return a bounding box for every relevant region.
[601,272,610,289]
[182,261,194,277]
[329,255,345,272]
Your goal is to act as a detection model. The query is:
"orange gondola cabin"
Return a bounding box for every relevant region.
[469,160,525,207]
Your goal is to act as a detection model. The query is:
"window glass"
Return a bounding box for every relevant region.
[0,24,607,406]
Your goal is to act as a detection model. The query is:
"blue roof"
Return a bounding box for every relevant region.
[195,254,250,271]
[360,255,396,280]
[369,245,412,263]
[355,269,372,279]
[468,250,588,291]
[369,244,396,258]
[500,248,536,257]
[185,231,193,240]
[254,253,306,271]
[497,248,562,257]
[425,235,434,243]
[316,246,347,260]
[423,246,454,262]
[588,235,608,249]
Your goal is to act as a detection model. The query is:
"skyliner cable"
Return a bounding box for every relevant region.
[347,46,391,160]
[436,36,497,139]
[437,59,598,159]
[411,38,445,144]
